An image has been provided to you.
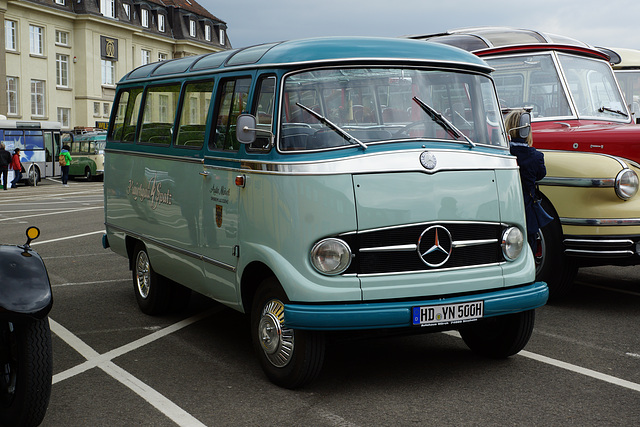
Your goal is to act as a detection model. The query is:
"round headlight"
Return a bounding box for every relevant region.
[615,169,639,200]
[501,227,524,261]
[310,238,352,275]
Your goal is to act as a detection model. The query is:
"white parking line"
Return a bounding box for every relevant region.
[0,206,102,222]
[31,230,105,246]
[52,278,129,288]
[444,331,640,393]
[520,350,640,392]
[50,310,215,427]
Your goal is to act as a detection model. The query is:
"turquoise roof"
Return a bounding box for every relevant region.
[120,37,491,83]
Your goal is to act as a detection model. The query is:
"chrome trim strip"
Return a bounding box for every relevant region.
[565,249,635,256]
[360,244,416,253]
[358,261,505,277]
[564,238,634,245]
[233,149,517,176]
[350,220,507,236]
[106,148,205,164]
[452,238,498,248]
[540,177,614,188]
[105,223,236,272]
[560,217,640,226]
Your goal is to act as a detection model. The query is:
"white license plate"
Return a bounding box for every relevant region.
[412,300,484,326]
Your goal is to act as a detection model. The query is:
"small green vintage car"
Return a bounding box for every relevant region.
[62,131,106,181]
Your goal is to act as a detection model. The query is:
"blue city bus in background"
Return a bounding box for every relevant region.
[0,120,62,185]
[103,37,548,388]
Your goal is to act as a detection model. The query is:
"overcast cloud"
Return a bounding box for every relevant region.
[201,0,640,51]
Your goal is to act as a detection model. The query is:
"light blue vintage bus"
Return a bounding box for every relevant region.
[103,37,548,388]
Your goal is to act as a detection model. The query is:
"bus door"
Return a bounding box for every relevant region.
[200,77,252,307]
[46,130,62,177]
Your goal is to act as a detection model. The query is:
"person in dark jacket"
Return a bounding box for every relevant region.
[505,109,547,251]
[10,148,22,188]
[0,143,12,190]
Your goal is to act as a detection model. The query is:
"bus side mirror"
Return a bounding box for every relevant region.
[236,114,257,144]
[236,114,274,148]
[518,112,531,139]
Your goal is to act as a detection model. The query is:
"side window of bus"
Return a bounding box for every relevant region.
[139,84,181,145]
[110,88,143,142]
[211,77,251,151]
[248,75,276,152]
[175,80,214,149]
[4,130,25,150]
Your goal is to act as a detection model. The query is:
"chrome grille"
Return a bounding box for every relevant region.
[345,222,505,275]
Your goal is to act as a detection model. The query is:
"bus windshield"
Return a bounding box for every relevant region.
[279,67,505,151]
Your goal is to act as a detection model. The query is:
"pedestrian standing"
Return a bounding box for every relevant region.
[0,142,11,190]
[10,148,23,188]
[60,145,72,187]
[505,109,549,252]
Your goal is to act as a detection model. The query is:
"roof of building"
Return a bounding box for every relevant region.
[146,0,225,23]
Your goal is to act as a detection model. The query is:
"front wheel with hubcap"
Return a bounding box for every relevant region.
[0,318,53,427]
[251,277,325,389]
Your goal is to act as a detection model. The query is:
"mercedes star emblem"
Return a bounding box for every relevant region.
[417,225,453,267]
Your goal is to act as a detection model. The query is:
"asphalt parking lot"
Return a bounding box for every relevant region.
[1,177,639,426]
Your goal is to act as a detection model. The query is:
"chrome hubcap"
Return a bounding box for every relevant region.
[135,251,151,299]
[258,299,294,367]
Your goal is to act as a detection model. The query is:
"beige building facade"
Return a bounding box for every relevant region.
[1,0,230,129]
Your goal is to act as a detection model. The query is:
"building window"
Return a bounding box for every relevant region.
[101,60,115,85]
[31,80,45,117]
[100,0,115,18]
[94,102,101,116]
[141,49,151,65]
[158,14,165,32]
[56,54,69,87]
[190,20,196,37]
[57,107,70,127]
[158,52,168,61]
[55,30,69,46]
[29,25,44,55]
[5,20,17,51]
[6,77,19,115]
[219,29,225,45]
[55,0,65,4]
[103,103,110,117]
[142,9,149,28]
[123,4,130,19]
[205,24,211,41]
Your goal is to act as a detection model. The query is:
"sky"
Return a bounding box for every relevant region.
[201,0,640,51]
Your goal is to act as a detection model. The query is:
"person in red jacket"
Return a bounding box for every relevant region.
[10,148,22,188]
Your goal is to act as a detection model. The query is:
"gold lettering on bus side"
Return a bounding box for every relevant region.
[126,173,173,210]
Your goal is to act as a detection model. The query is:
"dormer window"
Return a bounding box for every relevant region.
[100,0,115,18]
[142,9,149,28]
[204,24,211,41]
[158,14,165,32]
[219,29,225,45]
[189,20,196,37]
[123,4,131,20]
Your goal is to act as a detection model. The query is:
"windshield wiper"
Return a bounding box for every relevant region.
[295,102,367,150]
[598,106,628,117]
[412,96,475,148]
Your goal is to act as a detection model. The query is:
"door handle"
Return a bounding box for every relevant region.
[199,171,210,177]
